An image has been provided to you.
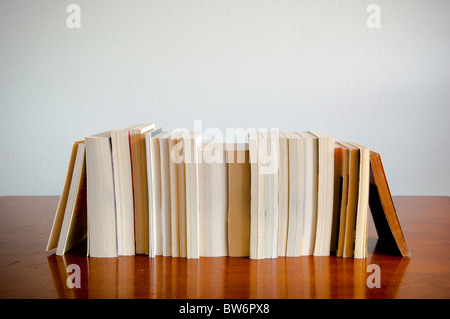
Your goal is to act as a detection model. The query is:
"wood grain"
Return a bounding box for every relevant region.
[0,196,449,298]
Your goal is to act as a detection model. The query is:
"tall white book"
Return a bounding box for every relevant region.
[277,132,289,257]
[248,131,280,259]
[184,131,202,259]
[129,123,155,255]
[111,125,137,256]
[285,132,304,257]
[86,131,118,258]
[248,132,259,260]
[199,143,228,257]
[263,131,279,259]
[145,128,163,257]
[158,131,173,256]
[297,131,319,256]
[311,131,335,257]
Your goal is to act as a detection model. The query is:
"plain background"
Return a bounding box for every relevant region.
[1,0,449,196]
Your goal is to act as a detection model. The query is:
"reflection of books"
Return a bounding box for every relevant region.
[46,253,88,298]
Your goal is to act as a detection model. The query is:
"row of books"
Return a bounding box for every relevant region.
[248,132,369,259]
[46,123,410,259]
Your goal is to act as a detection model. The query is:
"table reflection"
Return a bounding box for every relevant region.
[46,239,410,299]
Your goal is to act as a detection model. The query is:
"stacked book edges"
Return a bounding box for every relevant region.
[47,125,410,259]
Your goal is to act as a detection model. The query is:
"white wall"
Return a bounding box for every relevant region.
[1,0,449,196]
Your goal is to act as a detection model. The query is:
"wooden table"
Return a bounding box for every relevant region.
[0,196,449,299]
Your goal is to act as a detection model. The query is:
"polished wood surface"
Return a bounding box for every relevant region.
[0,196,449,299]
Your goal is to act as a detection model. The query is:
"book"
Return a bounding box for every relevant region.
[311,131,335,257]
[285,132,304,257]
[264,131,279,259]
[129,123,155,255]
[176,132,187,258]
[256,132,266,259]
[339,142,360,258]
[331,145,341,254]
[47,141,87,255]
[184,131,202,258]
[167,130,188,258]
[369,151,411,257]
[157,131,173,256]
[351,142,370,259]
[334,142,371,258]
[168,132,183,257]
[110,125,137,256]
[335,143,350,257]
[145,128,163,257]
[226,144,251,257]
[199,143,228,257]
[47,140,82,252]
[248,132,259,259]
[249,131,280,259]
[297,131,319,256]
[277,133,289,257]
[85,131,118,257]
